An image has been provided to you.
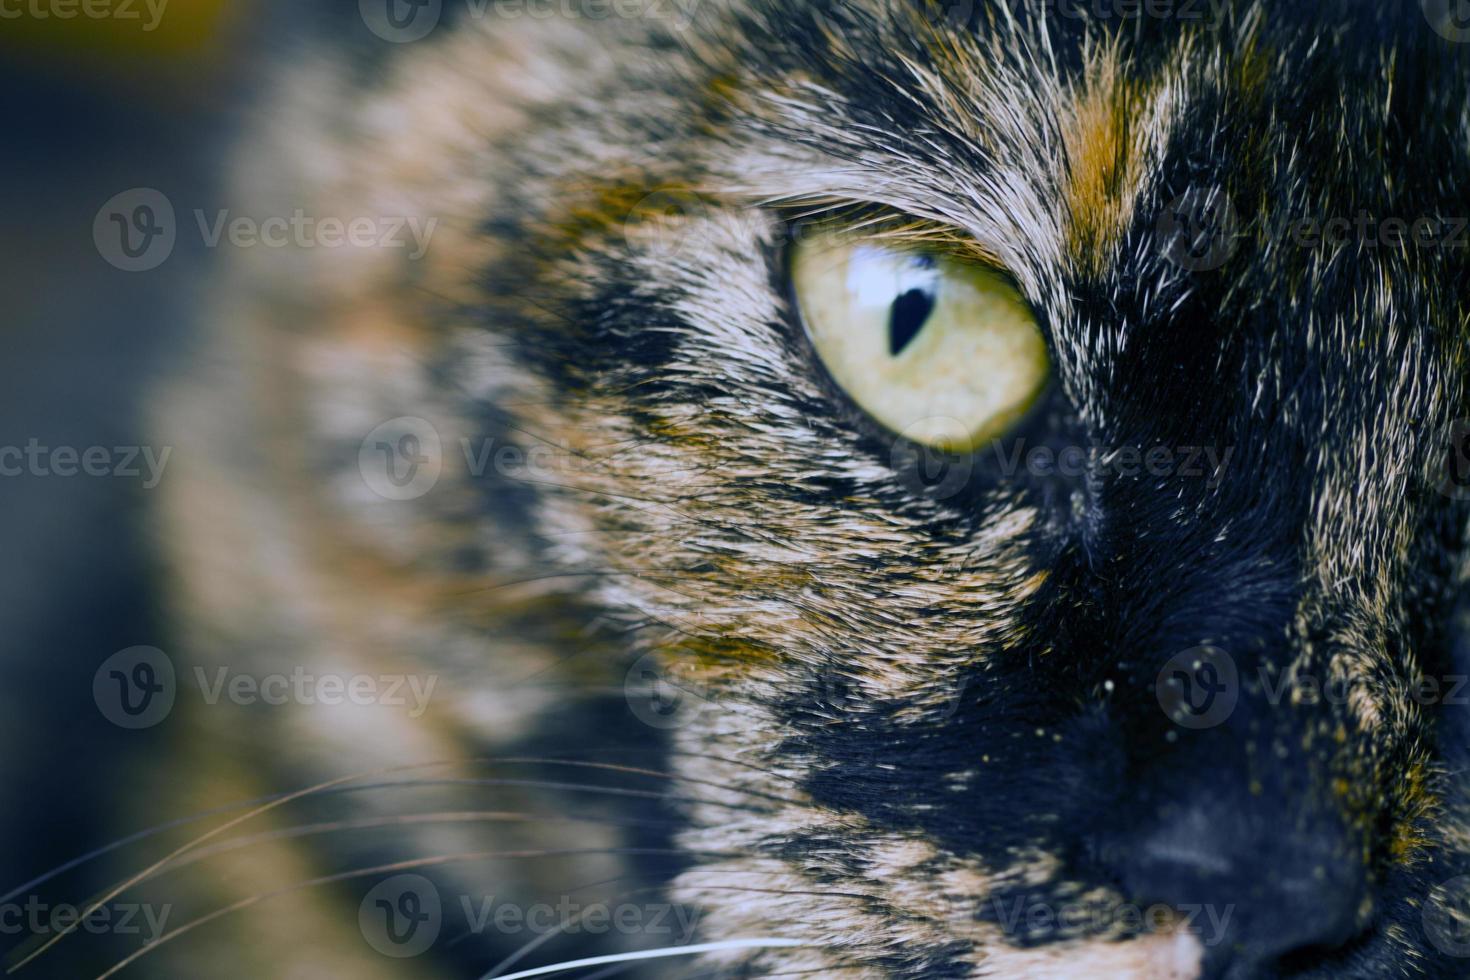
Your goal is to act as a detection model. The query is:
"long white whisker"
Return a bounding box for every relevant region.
[483,938,809,980]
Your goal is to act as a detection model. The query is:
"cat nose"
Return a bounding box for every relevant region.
[1112,803,1366,977]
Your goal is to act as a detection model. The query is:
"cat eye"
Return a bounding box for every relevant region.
[790,230,1049,451]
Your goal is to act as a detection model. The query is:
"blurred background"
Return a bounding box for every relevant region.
[1,9,692,977]
[0,0,246,913]
[0,0,361,962]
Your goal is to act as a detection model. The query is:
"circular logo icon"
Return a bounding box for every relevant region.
[623,188,710,263]
[890,417,975,501]
[93,646,176,729]
[625,653,711,730]
[939,0,975,27]
[359,0,442,43]
[1157,186,1240,272]
[1424,875,1470,957]
[1422,0,1470,43]
[359,874,442,957]
[1155,645,1238,730]
[94,188,176,272]
[1434,418,1470,500]
[359,416,443,501]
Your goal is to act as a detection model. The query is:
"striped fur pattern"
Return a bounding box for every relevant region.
[141,2,1470,978]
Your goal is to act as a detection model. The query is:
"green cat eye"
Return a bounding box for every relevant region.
[791,230,1049,451]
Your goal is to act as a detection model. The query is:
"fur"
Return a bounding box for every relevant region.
[99,2,1470,978]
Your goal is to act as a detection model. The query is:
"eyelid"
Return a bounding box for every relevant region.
[789,226,1051,452]
[780,205,1018,285]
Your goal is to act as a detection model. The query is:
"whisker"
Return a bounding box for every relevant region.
[151,810,684,878]
[482,759,807,808]
[681,966,871,980]
[8,763,435,974]
[483,939,811,980]
[661,750,804,788]
[440,871,639,952]
[451,570,625,595]
[366,776,775,813]
[90,848,741,980]
[576,965,640,980]
[1,752,805,914]
[479,883,672,978]
[481,868,863,979]
[0,800,271,908]
[659,883,879,903]
[7,760,777,975]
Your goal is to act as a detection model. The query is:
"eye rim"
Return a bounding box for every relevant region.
[781,214,1054,455]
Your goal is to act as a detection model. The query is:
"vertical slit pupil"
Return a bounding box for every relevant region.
[888,287,935,356]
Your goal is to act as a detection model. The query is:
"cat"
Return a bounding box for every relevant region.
[34,1,1470,978]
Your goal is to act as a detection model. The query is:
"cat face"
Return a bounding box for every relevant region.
[265,1,1470,976]
[438,2,1470,976]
